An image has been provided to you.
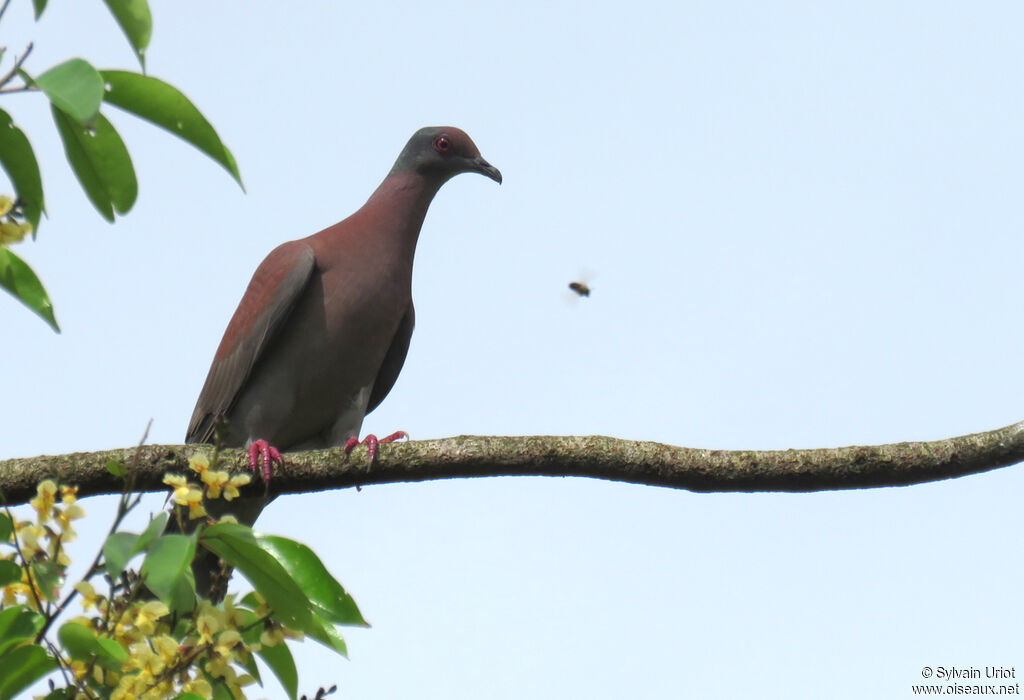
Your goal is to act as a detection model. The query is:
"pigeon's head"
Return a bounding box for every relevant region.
[391,126,502,185]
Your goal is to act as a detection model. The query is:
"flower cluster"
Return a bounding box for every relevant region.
[2,480,85,607]
[162,453,252,520]
[63,591,273,700]
[0,471,327,700]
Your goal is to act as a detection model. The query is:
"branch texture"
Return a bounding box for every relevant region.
[3,421,1024,507]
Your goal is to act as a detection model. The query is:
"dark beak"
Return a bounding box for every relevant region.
[470,156,502,184]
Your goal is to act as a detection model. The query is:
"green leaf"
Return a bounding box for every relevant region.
[169,568,197,612]
[102,0,152,69]
[29,560,62,602]
[36,59,104,124]
[0,513,12,542]
[0,605,45,656]
[57,622,95,659]
[101,70,243,188]
[52,106,137,221]
[0,561,20,587]
[95,636,128,665]
[235,558,349,658]
[102,531,138,580]
[240,648,262,684]
[140,533,196,610]
[308,617,348,657]
[240,591,261,609]
[104,459,126,477]
[0,248,59,332]
[234,608,263,683]
[0,644,57,700]
[201,523,313,632]
[41,686,75,700]
[0,109,44,233]
[173,694,207,700]
[211,680,234,700]
[58,622,127,671]
[257,535,366,626]
[133,512,169,555]
[256,639,298,700]
[31,0,47,20]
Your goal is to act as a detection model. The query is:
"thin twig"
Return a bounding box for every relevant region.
[0,41,32,91]
[0,0,12,25]
[42,638,76,694]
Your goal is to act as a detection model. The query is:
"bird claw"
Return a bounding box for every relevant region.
[247,439,284,484]
[344,430,409,464]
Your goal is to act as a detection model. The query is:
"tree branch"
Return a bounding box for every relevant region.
[3,420,1023,507]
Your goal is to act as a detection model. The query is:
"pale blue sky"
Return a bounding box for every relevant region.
[5,2,1024,698]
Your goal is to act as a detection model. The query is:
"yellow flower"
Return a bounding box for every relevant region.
[0,195,11,216]
[222,473,251,501]
[164,474,207,518]
[187,496,207,520]
[18,523,46,559]
[2,579,27,606]
[128,641,165,675]
[151,634,179,665]
[189,453,211,475]
[119,669,155,699]
[201,469,230,499]
[30,480,57,521]
[56,488,85,539]
[222,595,249,629]
[74,581,103,612]
[214,629,243,660]
[6,581,37,609]
[0,221,29,244]
[196,610,221,644]
[54,515,79,542]
[260,626,284,647]
[69,659,89,681]
[133,600,170,635]
[163,474,191,503]
[46,537,71,567]
[58,501,86,525]
[113,616,143,645]
[232,672,256,695]
[110,676,132,700]
[203,654,231,680]
[183,676,213,698]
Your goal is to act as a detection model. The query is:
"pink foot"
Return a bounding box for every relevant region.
[344,430,409,463]
[247,439,284,483]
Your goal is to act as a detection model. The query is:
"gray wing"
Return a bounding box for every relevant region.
[186,242,317,444]
[366,302,415,415]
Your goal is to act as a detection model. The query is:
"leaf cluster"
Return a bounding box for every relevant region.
[0,0,241,332]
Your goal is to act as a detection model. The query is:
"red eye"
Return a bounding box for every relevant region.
[434,135,451,153]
